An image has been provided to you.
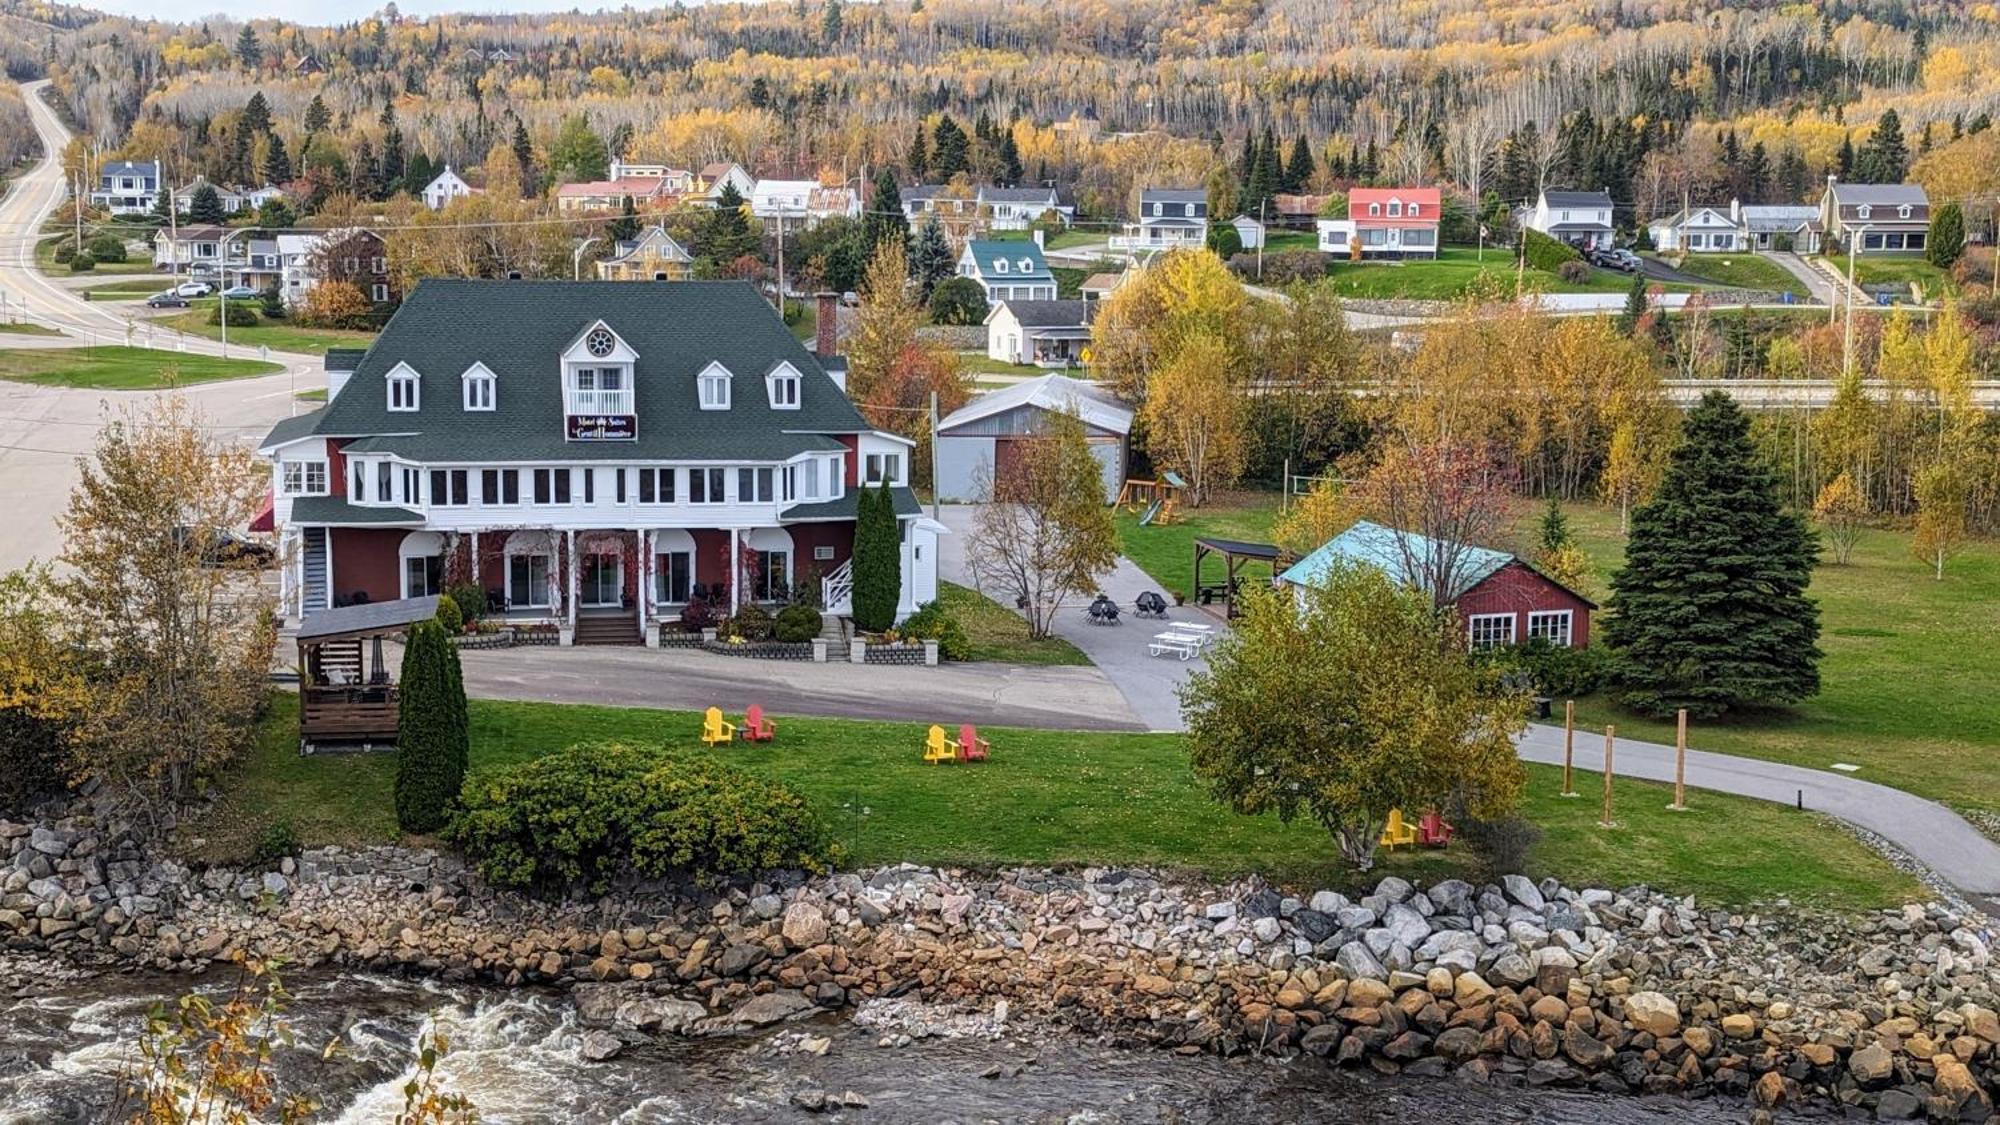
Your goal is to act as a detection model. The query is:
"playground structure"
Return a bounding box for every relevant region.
[1116,471,1187,525]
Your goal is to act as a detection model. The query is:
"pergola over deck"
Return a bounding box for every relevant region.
[1191,537,1287,619]
[295,595,437,752]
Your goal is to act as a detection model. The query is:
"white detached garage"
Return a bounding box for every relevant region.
[934,374,1133,504]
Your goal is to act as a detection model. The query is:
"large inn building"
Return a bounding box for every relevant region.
[259,281,940,645]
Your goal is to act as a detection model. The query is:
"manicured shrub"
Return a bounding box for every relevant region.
[1521,228,1580,273]
[1555,259,1592,284]
[444,583,486,626]
[851,481,901,633]
[52,239,75,264]
[435,593,463,635]
[1207,224,1243,259]
[208,302,258,327]
[395,619,469,833]
[448,741,836,892]
[86,234,127,263]
[259,285,287,319]
[1483,637,1608,699]
[680,598,719,631]
[723,602,772,641]
[773,602,823,644]
[899,599,970,660]
[68,251,95,272]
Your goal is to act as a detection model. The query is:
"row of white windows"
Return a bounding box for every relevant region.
[387,365,797,413]
[310,454,902,508]
[1148,202,1200,217]
[1363,201,1424,217]
[409,548,820,607]
[1467,611,1574,650]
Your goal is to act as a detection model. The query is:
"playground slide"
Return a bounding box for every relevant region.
[1138,499,1164,526]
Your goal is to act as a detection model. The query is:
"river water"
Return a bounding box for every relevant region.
[0,966,1778,1123]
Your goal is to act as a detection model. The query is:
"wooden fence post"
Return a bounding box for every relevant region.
[1599,725,1616,828]
[1560,701,1578,797]
[1668,709,1689,811]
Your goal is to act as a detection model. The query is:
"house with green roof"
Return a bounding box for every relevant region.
[258,279,937,645]
[955,240,1056,304]
[1277,519,1595,649]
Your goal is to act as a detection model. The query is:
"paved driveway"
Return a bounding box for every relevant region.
[933,503,1208,732]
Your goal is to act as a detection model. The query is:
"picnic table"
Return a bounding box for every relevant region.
[1147,628,1212,660]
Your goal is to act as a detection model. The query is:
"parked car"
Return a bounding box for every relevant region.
[220,285,258,300]
[1608,249,1642,272]
[145,291,190,309]
[173,281,214,297]
[172,526,275,568]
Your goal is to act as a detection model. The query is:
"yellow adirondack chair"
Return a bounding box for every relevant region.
[923,724,960,764]
[701,706,737,746]
[1379,808,1418,850]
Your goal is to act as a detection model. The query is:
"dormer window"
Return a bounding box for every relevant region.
[1898,204,1911,219]
[461,363,496,411]
[994,259,1009,273]
[1368,202,1381,216]
[1151,202,1162,216]
[1388,201,1401,216]
[698,361,732,410]
[387,363,420,411]
[1182,203,1194,216]
[767,363,801,410]
[1858,205,1872,219]
[1017,258,1033,272]
[1408,202,1420,216]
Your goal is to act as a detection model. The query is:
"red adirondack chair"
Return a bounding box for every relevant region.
[958,723,990,762]
[1417,810,1454,848]
[743,704,777,742]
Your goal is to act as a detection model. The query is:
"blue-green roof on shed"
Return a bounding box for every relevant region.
[1278,519,1514,601]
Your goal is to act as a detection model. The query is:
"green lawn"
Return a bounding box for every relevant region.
[1114,493,1999,817]
[80,279,171,301]
[296,387,327,402]
[1315,246,1666,301]
[35,233,161,276]
[0,346,282,388]
[0,321,61,336]
[1651,253,1805,294]
[937,581,1090,666]
[1261,231,1319,254]
[1113,493,1283,601]
[192,692,1917,910]
[1822,256,1956,299]
[1555,505,2000,814]
[156,309,377,357]
[987,228,1098,252]
[957,352,1045,378]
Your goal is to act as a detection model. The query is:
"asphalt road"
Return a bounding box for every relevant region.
[0,80,321,572]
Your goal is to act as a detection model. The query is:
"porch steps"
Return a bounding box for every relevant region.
[574,611,642,646]
[301,528,329,613]
[816,612,848,646]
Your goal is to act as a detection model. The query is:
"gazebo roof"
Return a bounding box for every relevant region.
[1193,536,1284,560]
[298,596,439,644]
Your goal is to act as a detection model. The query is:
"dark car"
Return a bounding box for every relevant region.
[172,526,276,568]
[145,291,190,309]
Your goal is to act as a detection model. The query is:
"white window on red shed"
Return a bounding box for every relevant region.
[1467,613,1515,650]
[1528,610,1573,647]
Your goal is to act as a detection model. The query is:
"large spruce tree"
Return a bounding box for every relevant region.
[1603,391,1821,718]
[850,480,901,633]
[395,618,469,833]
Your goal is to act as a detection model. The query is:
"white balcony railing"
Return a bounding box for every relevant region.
[564,387,635,417]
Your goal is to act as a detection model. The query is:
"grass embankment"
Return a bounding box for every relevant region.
[0,321,61,336]
[1315,247,1672,301]
[155,308,376,356]
[1116,493,2000,815]
[936,581,1090,666]
[35,233,161,276]
[0,346,281,388]
[1823,256,1957,300]
[194,693,1917,910]
[1653,253,1805,294]
[79,279,170,300]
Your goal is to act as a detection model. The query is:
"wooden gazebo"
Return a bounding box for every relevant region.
[295,595,438,752]
[1191,537,1287,620]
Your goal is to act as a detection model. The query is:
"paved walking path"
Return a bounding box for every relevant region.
[1768,250,1844,306]
[933,503,1207,733]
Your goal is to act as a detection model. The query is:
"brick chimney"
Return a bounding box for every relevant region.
[814,291,839,359]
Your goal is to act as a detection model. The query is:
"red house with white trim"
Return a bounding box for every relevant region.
[1316,187,1444,260]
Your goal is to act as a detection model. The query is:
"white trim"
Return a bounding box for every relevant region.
[697,360,732,410]
[1528,610,1574,647]
[398,530,446,599]
[1466,613,1516,650]
[386,361,420,412]
[461,362,496,411]
[766,361,803,410]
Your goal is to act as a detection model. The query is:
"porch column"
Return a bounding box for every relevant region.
[728,527,741,614]
[564,529,579,644]
[278,530,293,621]
[636,529,649,636]
[471,530,481,587]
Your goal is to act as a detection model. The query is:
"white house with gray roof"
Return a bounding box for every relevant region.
[1525,188,1615,248]
[1113,188,1209,251]
[257,280,937,642]
[91,160,162,215]
[984,299,1094,367]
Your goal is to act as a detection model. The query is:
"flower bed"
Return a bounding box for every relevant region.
[703,639,813,661]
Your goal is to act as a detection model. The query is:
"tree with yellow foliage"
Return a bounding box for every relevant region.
[1272,478,1355,558]
[1912,459,1969,581]
[1089,248,1246,407]
[1141,332,1245,507]
[1812,471,1868,566]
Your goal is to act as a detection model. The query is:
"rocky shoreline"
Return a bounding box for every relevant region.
[3,805,1997,1121]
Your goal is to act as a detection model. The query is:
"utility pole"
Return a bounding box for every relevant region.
[73,170,83,250]
[1256,199,1265,281]
[1842,224,1866,376]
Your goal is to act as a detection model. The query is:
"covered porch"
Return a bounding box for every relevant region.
[295,595,437,752]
